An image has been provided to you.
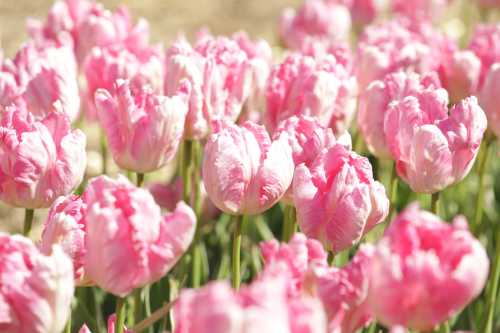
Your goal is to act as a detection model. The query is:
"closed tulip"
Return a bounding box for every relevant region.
[479,64,500,138]
[83,175,196,297]
[368,204,489,331]
[468,24,500,87]
[0,106,86,209]
[0,233,74,333]
[293,144,389,252]
[94,79,188,173]
[202,121,294,215]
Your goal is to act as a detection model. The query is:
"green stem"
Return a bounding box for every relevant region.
[23,209,34,237]
[189,140,203,288]
[64,312,71,333]
[132,301,174,333]
[136,173,145,188]
[473,137,492,233]
[115,297,126,333]
[282,205,297,241]
[387,162,398,222]
[133,288,143,326]
[437,321,451,333]
[232,215,245,290]
[483,230,500,333]
[191,243,202,288]
[431,192,440,215]
[180,140,192,204]
[100,131,108,175]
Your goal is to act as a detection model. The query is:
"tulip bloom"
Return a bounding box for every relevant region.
[95,79,188,173]
[391,0,449,22]
[83,175,196,297]
[479,64,500,138]
[40,194,89,285]
[385,94,487,193]
[0,233,74,333]
[368,204,489,331]
[293,144,389,252]
[468,24,500,87]
[0,106,87,209]
[266,53,357,135]
[202,121,294,215]
[164,36,251,139]
[79,314,132,333]
[279,0,351,50]
[346,0,387,26]
[439,50,481,104]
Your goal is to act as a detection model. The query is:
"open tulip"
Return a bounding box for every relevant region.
[83,175,196,297]
[0,106,86,209]
[94,79,188,173]
[0,233,74,333]
[368,204,489,330]
[293,144,389,252]
[202,120,294,215]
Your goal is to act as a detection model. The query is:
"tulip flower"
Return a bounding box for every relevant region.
[164,36,251,139]
[94,79,189,173]
[345,0,387,26]
[479,64,500,138]
[279,0,352,50]
[293,143,389,252]
[391,0,449,22]
[468,24,500,87]
[368,204,489,331]
[40,194,89,285]
[266,53,357,135]
[83,175,196,297]
[440,50,481,104]
[79,314,132,333]
[0,233,74,333]
[0,105,87,209]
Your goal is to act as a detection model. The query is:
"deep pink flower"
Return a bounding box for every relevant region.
[0,233,74,333]
[293,144,389,252]
[202,121,294,215]
[266,53,357,135]
[385,92,487,193]
[343,0,387,26]
[368,204,489,330]
[279,0,351,50]
[83,175,196,297]
[95,79,188,173]
[357,71,441,159]
[0,106,86,208]
[164,36,251,139]
[39,194,89,285]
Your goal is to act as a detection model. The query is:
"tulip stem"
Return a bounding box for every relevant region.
[282,205,296,241]
[232,215,245,290]
[180,140,192,204]
[115,297,126,333]
[100,131,108,175]
[482,230,500,333]
[473,135,492,233]
[387,162,398,222]
[132,301,174,333]
[64,312,71,333]
[23,209,34,237]
[133,288,143,326]
[136,173,145,187]
[431,192,440,215]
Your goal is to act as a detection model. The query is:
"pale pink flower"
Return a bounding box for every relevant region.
[266,53,357,135]
[468,24,500,87]
[279,0,352,50]
[293,144,389,252]
[39,194,89,285]
[0,233,74,333]
[357,71,441,159]
[313,245,375,333]
[94,79,188,173]
[164,36,251,139]
[479,64,500,138]
[83,44,164,120]
[368,204,489,331]
[385,93,487,193]
[439,50,481,104]
[343,0,387,26]
[83,175,196,297]
[79,314,132,333]
[391,0,449,22]
[0,106,86,208]
[202,121,294,215]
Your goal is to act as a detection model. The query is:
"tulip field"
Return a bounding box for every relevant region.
[1,0,500,332]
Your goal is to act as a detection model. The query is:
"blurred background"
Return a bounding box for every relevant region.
[0,0,301,57]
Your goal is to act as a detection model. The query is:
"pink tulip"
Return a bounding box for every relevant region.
[440,50,481,104]
[84,44,164,120]
[79,314,132,333]
[279,0,352,50]
[344,0,387,26]
[293,144,389,252]
[391,0,449,22]
[164,36,251,139]
[313,245,375,333]
[39,194,89,285]
[357,71,442,159]
[266,53,357,135]
[202,121,294,215]
[83,175,196,297]
[468,24,500,87]
[356,19,452,90]
[368,204,489,330]
[94,79,188,173]
[479,64,500,138]
[385,92,487,193]
[0,233,74,333]
[0,106,86,208]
